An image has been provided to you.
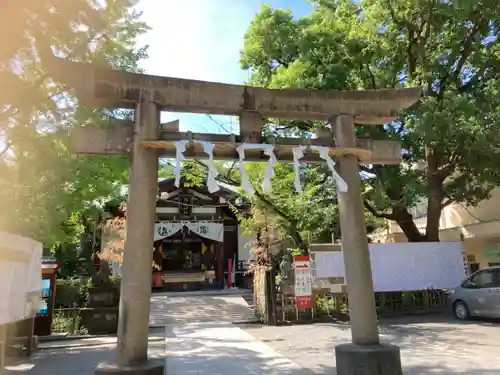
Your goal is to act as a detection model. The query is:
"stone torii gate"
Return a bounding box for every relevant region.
[50,58,420,375]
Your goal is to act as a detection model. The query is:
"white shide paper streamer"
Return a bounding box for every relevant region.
[173,140,187,188]
[310,146,348,192]
[173,140,348,196]
[262,146,277,193]
[292,146,306,193]
[198,141,220,193]
[236,143,277,196]
[173,140,220,193]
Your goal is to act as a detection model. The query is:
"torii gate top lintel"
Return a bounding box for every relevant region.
[49,58,421,124]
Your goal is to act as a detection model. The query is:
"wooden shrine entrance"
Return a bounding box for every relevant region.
[154,225,223,291]
[151,178,241,291]
[49,56,421,375]
[158,231,205,273]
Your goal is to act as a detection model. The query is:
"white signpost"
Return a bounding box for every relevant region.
[294,255,313,309]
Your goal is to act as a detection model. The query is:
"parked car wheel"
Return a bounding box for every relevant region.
[453,300,470,320]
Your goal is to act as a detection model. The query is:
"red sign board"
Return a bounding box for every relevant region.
[294,255,313,309]
[296,295,313,309]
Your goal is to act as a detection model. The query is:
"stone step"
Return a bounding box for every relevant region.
[149,294,259,326]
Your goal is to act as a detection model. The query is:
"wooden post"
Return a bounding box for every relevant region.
[0,324,6,370]
[215,242,224,288]
[240,111,263,142]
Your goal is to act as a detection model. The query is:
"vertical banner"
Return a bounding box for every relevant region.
[227,258,232,289]
[294,255,313,309]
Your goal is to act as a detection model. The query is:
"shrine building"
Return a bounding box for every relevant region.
[152,178,255,291]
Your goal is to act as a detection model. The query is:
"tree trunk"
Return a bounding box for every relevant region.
[425,182,443,241]
[425,151,444,241]
[289,225,309,255]
[393,208,426,242]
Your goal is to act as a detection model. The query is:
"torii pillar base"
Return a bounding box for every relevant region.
[95,360,164,375]
[335,344,402,375]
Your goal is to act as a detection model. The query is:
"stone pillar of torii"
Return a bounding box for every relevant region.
[49,56,420,375]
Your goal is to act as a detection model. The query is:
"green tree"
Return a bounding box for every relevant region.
[240,1,500,242]
[0,1,149,249]
[236,163,384,252]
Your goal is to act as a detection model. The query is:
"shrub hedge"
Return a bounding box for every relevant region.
[54,276,121,308]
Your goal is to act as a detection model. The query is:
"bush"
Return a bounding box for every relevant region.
[55,276,122,308]
[55,278,90,308]
[52,309,88,335]
[315,295,348,317]
[109,276,121,304]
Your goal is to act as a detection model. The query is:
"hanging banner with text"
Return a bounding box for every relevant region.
[154,222,224,242]
[294,255,313,309]
[183,221,224,242]
[154,222,182,241]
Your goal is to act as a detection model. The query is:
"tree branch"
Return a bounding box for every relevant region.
[193,159,296,223]
[438,134,466,176]
[365,64,377,89]
[441,198,454,209]
[439,10,484,93]
[364,199,395,220]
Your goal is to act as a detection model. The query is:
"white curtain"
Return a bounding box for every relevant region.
[183,222,224,242]
[154,221,224,242]
[154,222,182,241]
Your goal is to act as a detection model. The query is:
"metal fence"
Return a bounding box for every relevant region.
[253,271,450,325]
[277,290,449,324]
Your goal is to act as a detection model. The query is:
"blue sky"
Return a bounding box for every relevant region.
[135,0,313,134]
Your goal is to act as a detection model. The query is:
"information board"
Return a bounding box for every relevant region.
[294,255,313,309]
[313,242,467,292]
[38,279,51,315]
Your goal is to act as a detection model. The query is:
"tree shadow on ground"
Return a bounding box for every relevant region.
[4,326,500,375]
[377,313,500,328]
[7,310,500,375]
[3,331,165,375]
[403,366,500,375]
[240,314,500,375]
[244,313,500,350]
[376,314,500,350]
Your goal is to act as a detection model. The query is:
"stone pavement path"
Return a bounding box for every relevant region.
[2,329,166,375]
[3,291,308,375]
[3,324,311,375]
[242,314,500,375]
[149,290,258,327]
[10,294,499,375]
[166,322,311,375]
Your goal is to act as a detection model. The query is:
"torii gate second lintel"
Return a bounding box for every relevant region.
[70,121,403,165]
